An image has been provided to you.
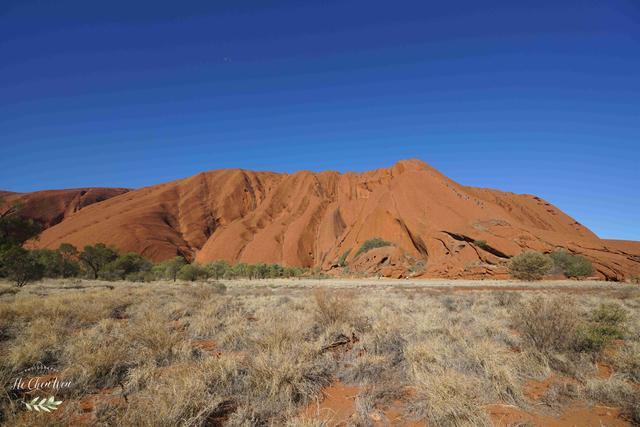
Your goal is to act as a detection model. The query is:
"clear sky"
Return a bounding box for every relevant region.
[1,0,639,240]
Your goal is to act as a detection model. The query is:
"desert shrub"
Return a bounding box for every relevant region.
[0,246,44,287]
[177,264,209,282]
[31,248,63,277]
[0,199,42,250]
[408,369,491,427]
[585,377,640,423]
[492,291,521,307]
[337,249,351,267]
[269,263,286,278]
[113,253,152,276]
[229,314,334,423]
[313,289,355,328]
[612,342,640,382]
[440,295,474,312]
[284,266,307,278]
[245,341,333,418]
[29,247,80,278]
[511,296,579,353]
[99,253,152,281]
[614,285,640,300]
[549,249,573,273]
[409,259,426,275]
[564,256,594,278]
[152,256,187,281]
[590,303,627,332]
[355,237,391,257]
[461,339,524,405]
[80,243,119,279]
[508,251,552,281]
[119,359,236,426]
[5,317,67,369]
[206,259,230,280]
[64,319,133,389]
[226,262,256,279]
[550,250,594,278]
[574,303,627,353]
[126,271,156,282]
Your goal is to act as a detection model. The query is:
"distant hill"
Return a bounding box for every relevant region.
[1,188,129,228]
[17,160,640,280]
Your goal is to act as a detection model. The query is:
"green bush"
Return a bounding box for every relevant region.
[355,238,391,257]
[549,250,594,278]
[28,248,78,278]
[508,251,553,281]
[177,264,209,282]
[99,253,153,281]
[574,303,627,354]
[154,256,187,281]
[0,246,44,287]
[337,249,351,267]
[125,271,156,282]
[511,296,579,353]
[0,199,42,251]
[79,243,119,279]
[206,260,230,280]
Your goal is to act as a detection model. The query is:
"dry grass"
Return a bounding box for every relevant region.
[511,296,580,354]
[408,369,491,426]
[0,278,638,426]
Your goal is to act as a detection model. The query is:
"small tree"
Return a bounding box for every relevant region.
[114,253,152,278]
[0,246,44,287]
[508,251,553,281]
[232,263,249,279]
[57,243,81,277]
[58,243,79,259]
[511,296,579,353]
[177,263,208,282]
[31,248,64,277]
[550,250,594,278]
[79,243,119,279]
[254,263,269,279]
[268,263,284,278]
[0,201,42,251]
[206,260,230,280]
[155,256,187,281]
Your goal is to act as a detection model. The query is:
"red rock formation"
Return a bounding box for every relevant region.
[28,160,640,280]
[1,188,129,228]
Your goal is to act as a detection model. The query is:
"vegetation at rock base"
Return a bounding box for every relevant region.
[0,246,44,287]
[550,249,594,278]
[355,237,391,257]
[508,251,553,281]
[337,249,351,267]
[0,198,44,286]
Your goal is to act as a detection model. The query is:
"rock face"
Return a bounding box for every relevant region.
[25,160,640,280]
[1,188,130,228]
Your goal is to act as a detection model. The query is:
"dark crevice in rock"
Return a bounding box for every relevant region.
[441,231,509,259]
[396,219,428,258]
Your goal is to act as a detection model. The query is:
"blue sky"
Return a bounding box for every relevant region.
[1,0,639,240]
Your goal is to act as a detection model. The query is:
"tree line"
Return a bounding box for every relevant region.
[0,198,312,286]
